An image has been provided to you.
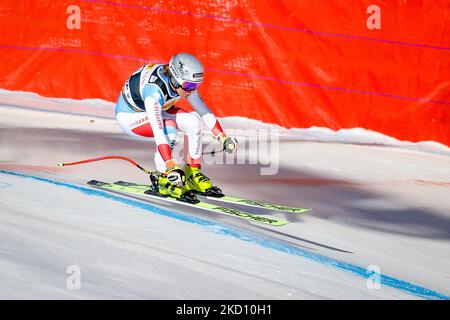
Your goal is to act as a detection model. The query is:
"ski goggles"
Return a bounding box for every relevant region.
[169,73,201,92]
[179,81,201,92]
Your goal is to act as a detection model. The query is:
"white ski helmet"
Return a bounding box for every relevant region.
[168,53,204,91]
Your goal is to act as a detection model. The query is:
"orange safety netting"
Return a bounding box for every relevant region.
[1,0,449,145]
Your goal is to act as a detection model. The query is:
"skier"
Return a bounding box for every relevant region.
[115,53,238,200]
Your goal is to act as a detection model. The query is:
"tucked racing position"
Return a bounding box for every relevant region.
[115,53,238,202]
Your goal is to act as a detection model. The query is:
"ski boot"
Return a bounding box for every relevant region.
[149,171,198,204]
[184,164,224,198]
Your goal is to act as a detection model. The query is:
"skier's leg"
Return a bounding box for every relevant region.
[153,119,178,173]
[164,107,203,167]
[115,94,177,173]
[163,107,221,195]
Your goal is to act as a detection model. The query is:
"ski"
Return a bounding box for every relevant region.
[114,181,311,214]
[87,180,290,226]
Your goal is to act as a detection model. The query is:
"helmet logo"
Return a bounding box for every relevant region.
[169,65,177,75]
[178,60,188,77]
[169,65,180,81]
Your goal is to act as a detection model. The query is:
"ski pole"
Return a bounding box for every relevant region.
[202,148,225,156]
[203,136,237,155]
[58,156,152,174]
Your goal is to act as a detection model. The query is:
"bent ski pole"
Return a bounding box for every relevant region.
[58,156,152,174]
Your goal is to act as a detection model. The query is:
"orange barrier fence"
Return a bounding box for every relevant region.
[1,1,449,145]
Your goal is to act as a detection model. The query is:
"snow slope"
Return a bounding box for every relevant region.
[0,90,449,299]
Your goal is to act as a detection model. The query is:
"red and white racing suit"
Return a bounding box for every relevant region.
[115,63,225,172]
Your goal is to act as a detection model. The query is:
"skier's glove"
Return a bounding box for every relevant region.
[164,159,185,186]
[216,134,238,153]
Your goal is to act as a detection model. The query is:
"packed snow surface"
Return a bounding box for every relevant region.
[0,90,449,299]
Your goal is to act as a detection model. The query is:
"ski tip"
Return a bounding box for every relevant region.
[87,180,105,186]
[295,208,312,213]
[57,163,64,167]
[280,207,311,213]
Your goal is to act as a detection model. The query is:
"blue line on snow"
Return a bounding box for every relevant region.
[1,169,448,300]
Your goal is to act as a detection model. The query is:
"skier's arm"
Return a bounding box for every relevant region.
[142,85,177,169]
[187,90,238,153]
[187,90,225,138]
